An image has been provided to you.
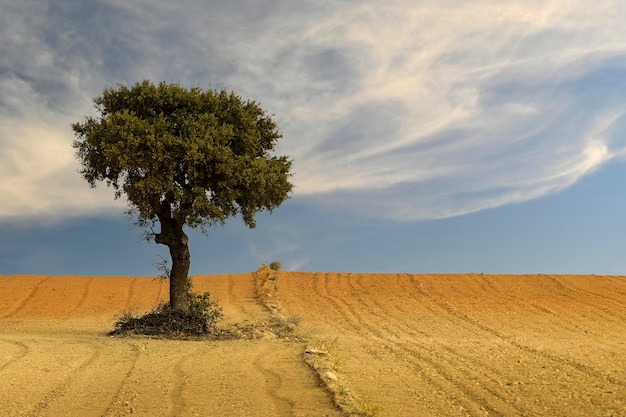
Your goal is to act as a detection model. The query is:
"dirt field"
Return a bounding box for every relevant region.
[1,272,625,416]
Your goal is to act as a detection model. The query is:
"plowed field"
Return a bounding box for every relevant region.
[1,272,625,417]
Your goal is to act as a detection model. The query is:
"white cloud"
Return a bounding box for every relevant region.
[0,120,125,221]
[1,0,626,222]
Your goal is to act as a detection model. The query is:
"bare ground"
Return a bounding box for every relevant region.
[275,272,626,417]
[0,274,340,417]
[1,272,625,416]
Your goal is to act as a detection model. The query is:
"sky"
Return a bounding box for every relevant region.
[2,0,626,276]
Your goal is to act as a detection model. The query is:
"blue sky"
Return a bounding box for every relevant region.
[1,0,626,275]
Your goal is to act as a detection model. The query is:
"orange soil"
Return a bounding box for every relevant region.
[1,273,625,416]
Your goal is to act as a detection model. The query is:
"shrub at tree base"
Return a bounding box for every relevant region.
[111,292,223,337]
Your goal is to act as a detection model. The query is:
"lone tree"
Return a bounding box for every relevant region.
[73,80,293,313]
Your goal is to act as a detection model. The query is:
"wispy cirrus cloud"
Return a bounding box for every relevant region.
[1,0,626,222]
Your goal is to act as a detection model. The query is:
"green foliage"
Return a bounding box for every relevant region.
[188,292,224,325]
[72,80,293,233]
[111,291,223,337]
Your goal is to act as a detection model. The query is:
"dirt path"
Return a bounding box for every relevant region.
[275,272,626,417]
[0,274,341,417]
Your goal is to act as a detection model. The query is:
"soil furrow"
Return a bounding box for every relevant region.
[227,274,236,306]
[538,275,624,321]
[601,276,626,296]
[252,344,296,417]
[317,273,363,334]
[0,338,28,372]
[285,274,503,415]
[345,275,523,417]
[478,274,597,334]
[64,276,94,317]
[225,273,255,320]
[101,342,142,417]
[1,275,52,318]
[26,340,100,417]
[320,274,504,416]
[123,277,139,311]
[413,275,625,388]
[274,274,623,416]
[348,279,522,413]
[549,275,626,311]
[169,346,203,417]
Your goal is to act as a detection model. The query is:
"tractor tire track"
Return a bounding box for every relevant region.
[227,274,255,319]
[340,273,626,416]
[345,274,523,417]
[26,340,100,417]
[547,274,626,313]
[169,346,204,417]
[123,277,140,312]
[478,274,600,336]
[534,274,624,321]
[375,274,590,416]
[347,276,519,390]
[312,273,360,334]
[227,274,237,306]
[101,342,143,417]
[407,275,626,388]
[318,273,508,417]
[0,338,28,372]
[1,276,52,318]
[64,276,94,318]
[252,344,296,417]
[600,276,626,297]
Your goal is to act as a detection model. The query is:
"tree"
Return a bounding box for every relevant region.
[73,80,293,313]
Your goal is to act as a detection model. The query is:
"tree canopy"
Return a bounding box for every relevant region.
[73,80,293,230]
[73,80,293,312]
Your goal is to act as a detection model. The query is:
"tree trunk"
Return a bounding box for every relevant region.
[166,232,191,313]
[155,201,192,313]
